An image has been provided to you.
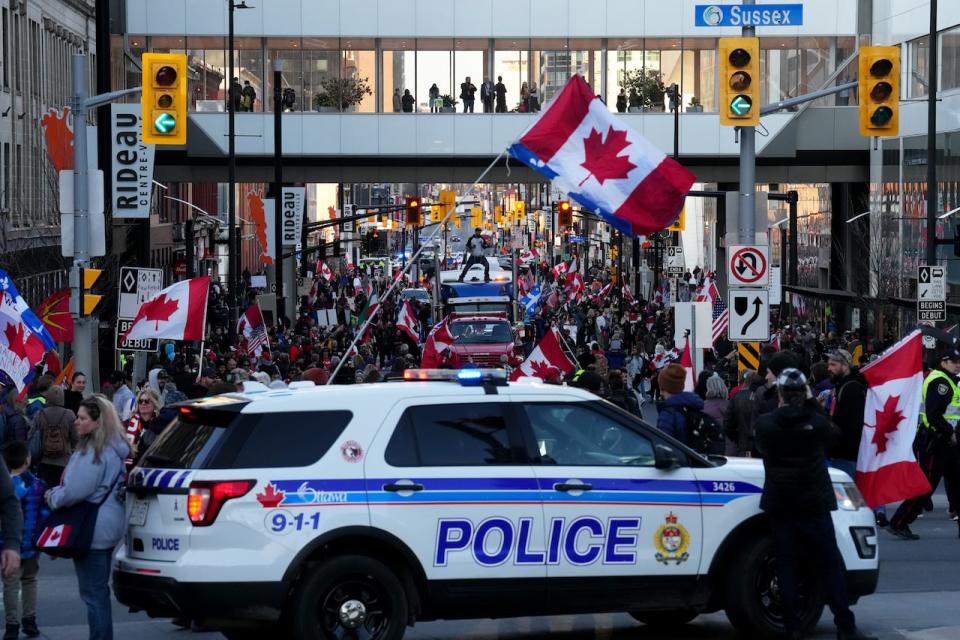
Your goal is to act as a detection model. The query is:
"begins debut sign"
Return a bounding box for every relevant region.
[111,104,155,219]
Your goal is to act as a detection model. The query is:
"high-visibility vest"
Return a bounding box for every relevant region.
[920,369,960,430]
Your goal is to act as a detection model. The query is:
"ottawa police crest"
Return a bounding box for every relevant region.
[654,512,690,565]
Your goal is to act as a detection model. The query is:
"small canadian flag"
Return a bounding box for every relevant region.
[37,524,72,548]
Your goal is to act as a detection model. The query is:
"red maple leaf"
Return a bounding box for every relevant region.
[869,395,904,454]
[142,294,179,331]
[529,359,559,380]
[579,126,636,187]
[256,483,285,508]
[4,323,29,361]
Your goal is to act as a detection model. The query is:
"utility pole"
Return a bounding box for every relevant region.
[739,0,757,246]
[227,0,239,336]
[68,54,141,388]
[272,59,284,324]
[926,0,938,265]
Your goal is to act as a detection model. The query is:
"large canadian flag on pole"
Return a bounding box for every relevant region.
[511,328,576,381]
[123,276,210,343]
[509,75,695,236]
[420,318,456,368]
[856,330,931,509]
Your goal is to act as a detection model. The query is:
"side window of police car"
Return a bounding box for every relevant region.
[386,403,519,466]
[523,404,655,466]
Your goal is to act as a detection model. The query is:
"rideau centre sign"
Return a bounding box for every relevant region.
[695,4,804,27]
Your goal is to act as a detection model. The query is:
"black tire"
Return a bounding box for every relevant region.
[629,610,698,626]
[290,554,409,640]
[724,535,824,640]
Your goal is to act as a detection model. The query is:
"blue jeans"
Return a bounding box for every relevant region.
[73,549,114,640]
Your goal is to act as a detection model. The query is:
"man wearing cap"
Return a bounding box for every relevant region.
[889,348,960,540]
[755,369,876,640]
[825,349,868,482]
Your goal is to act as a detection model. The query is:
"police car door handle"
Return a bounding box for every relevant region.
[554,482,593,492]
[383,482,424,492]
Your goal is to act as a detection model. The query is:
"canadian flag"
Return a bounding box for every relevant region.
[567,272,585,302]
[236,303,269,356]
[420,318,457,368]
[511,328,576,381]
[318,261,334,282]
[680,336,695,392]
[124,276,210,343]
[396,301,420,344]
[37,524,72,548]
[855,331,932,509]
[552,261,568,282]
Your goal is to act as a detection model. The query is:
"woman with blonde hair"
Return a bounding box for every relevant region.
[45,394,129,640]
[125,389,162,469]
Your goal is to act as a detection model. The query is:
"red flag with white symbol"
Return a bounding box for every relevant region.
[317,261,334,282]
[511,328,576,381]
[856,331,931,509]
[123,276,210,343]
[420,318,456,368]
[396,301,420,345]
[37,524,72,548]
[680,337,695,392]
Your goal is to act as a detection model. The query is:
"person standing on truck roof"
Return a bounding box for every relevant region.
[457,228,490,283]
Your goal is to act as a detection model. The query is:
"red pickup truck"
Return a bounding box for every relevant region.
[446,313,522,369]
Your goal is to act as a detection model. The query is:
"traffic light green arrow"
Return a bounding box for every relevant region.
[730,95,752,116]
[154,112,176,134]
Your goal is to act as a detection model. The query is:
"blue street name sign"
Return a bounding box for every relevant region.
[695,4,803,27]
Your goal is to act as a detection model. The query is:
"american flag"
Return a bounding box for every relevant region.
[698,279,729,345]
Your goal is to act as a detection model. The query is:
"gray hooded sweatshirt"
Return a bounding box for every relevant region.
[47,436,130,550]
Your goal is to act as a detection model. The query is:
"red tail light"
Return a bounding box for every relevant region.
[187,480,255,527]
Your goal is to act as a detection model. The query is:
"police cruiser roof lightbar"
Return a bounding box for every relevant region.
[401,368,508,386]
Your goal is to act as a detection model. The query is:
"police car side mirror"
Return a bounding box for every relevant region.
[654,444,682,471]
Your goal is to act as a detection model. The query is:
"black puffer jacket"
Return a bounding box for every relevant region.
[828,369,867,461]
[755,404,839,515]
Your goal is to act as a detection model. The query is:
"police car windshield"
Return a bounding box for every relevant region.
[450,320,512,344]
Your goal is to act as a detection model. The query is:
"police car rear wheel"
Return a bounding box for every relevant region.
[629,610,698,626]
[291,555,408,640]
[724,536,824,639]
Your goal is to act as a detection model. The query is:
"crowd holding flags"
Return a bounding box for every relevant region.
[0,269,57,396]
[237,303,269,356]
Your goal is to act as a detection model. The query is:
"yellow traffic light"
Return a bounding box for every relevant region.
[514,201,526,219]
[141,53,188,145]
[405,196,421,226]
[471,207,483,229]
[438,190,456,222]
[858,45,899,137]
[667,206,686,232]
[558,201,573,228]
[719,37,759,127]
[81,268,104,316]
[494,206,503,225]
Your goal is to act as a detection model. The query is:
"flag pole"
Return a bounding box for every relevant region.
[327,147,510,385]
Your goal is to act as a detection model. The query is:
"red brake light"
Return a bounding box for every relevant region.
[187,480,255,527]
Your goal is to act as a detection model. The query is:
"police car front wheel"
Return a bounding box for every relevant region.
[724,536,825,639]
[290,555,409,640]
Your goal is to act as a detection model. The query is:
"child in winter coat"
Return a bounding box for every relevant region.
[2,441,48,639]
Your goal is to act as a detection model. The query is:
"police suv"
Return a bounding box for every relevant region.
[114,370,878,640]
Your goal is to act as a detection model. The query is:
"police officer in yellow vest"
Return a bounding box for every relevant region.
[889,348,960,540]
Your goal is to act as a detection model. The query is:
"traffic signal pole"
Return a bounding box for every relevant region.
[738,0,756,247]
[926,0,938,266]
[68,54,141,390]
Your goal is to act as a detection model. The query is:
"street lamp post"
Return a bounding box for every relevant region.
[273,59,284,323]
[227,0,252,336]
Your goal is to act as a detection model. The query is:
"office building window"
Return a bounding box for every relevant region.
[606,39,644,110]
[417,38,453,112]
[761,37,800,105]
[533,39,600,108]
[494,39,529,112]
[908,35,929,98]
[454,39,487,113]
[267,39,303,112]
[342,40,375,113]
[681,38,716,112]
[382,39,416,112]
[943,25,960,92]
[187,37,227,111]
[304,38,340,111]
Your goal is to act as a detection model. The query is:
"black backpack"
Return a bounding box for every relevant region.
[681,406,724,455]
